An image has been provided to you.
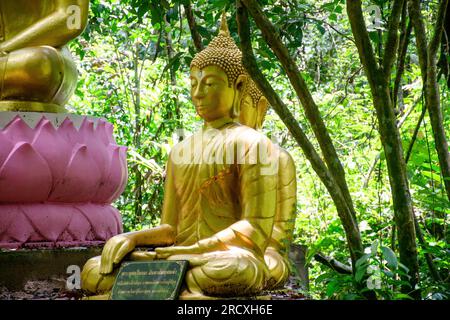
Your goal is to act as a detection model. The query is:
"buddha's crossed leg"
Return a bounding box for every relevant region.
[0,46,77,106]
[80,247,269,299]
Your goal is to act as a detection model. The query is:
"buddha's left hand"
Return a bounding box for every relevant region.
[99,234,136,274]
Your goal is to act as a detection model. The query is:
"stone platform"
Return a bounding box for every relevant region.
[0,247,102,291]
[0,245,309,299]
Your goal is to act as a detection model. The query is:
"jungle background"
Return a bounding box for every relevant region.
[67,0,449,300]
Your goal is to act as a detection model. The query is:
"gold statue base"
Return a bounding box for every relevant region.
[0,101,66,113]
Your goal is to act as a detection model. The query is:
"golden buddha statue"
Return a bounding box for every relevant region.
[236,80,297,289]
[81,14,296,299]
[0,0,89,112]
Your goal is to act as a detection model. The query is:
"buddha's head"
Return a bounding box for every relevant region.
[190,13,247,123]
[239,79,269,130]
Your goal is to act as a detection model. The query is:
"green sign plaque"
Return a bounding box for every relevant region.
[111,260,188,300]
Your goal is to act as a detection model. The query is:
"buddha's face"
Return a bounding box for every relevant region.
[190,65,236,122]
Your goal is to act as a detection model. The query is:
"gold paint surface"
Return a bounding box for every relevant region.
[81,12,297,299]
[0,101,66,113]
[0,0,89,112]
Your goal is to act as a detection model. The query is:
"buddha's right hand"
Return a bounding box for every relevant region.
[99,234,136,274]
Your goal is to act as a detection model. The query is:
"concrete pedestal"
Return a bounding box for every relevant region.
[0,247,102,290]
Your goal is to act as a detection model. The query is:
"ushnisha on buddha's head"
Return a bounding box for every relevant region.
[190,13,248,123]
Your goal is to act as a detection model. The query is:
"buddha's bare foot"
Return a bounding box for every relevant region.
[129,251,157,261]
[82,293,110,300]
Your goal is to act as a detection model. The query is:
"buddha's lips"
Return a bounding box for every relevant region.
[195,106,211,114]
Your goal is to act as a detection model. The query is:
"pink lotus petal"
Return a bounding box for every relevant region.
[31,118,70,186]
[0,205,18,236]
[64,205,92,240]
[108,145,128,203]
[79,117,95,142]
[0,113,126,249]
[2,207,33,243]
[2,115,35,143]
[84,127,110,183]
[0,203,122,247]
[57,116,82,146]
[0,132,13,168]
[95,119,112,145]
[21,205,72,242]
[104,121,115,144]
[0,142,52,202]
[111,206,123,234]
[92,145,126,202]
[49,143,101,202]
[74,204,109,239]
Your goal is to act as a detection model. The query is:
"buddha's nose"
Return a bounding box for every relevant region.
[192,83,206,99]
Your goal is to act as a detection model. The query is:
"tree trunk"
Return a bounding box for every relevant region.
[346,0,420,298]
[133,43,143,222]
[372,78,420,297]
[183,1,204,52]
[437,1,449,87]
[240,0,357,223]
[408,0,450,202]
[236,1,363,271]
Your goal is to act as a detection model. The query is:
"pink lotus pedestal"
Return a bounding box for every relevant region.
[0,112,127,249]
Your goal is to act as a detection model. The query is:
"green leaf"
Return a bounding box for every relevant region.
[197,25,210,37]
[355,265,367,282]
[394,293,414,300]
[209,0,229,9]
[381,246,398,269]
[356,254,370,268]
[315,273,330,283]
[342,293,359,300]
[321,2,336,11]
[371,240,379,255]
[422,170,442,183]
[326,281,339,297]
[382,269,394,278]
[368,31,380,44]
[316,22,326,35]
[159,52,185,82]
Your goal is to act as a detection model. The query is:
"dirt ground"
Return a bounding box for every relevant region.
[0,279,83,300]
[0,276,307,300]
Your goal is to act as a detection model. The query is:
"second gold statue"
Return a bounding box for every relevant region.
[0,0,89,112]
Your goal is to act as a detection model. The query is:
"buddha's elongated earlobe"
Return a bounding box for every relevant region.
[256,96,269,130]
[231,74,248,118]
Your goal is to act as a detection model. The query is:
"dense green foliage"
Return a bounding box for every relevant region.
[68,0,449,299]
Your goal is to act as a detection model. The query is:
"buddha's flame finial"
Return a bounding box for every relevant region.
[190,10,245,87]
[219,11,230,36]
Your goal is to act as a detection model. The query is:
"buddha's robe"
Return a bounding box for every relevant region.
[162,118,279,296]
[81,118,280,297]
[264,148,297,289]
